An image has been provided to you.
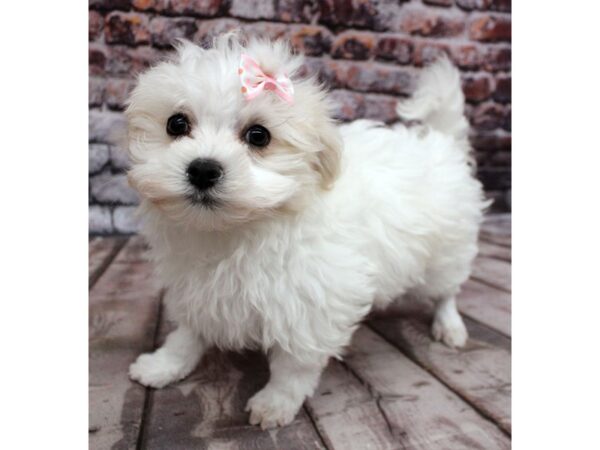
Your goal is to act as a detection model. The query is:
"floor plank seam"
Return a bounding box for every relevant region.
[336,359,400,445]
[467,277,511,294]
[374,397,405,449]
[135,294,164,450]
[366,324,512,438]
[461,313,512,341]
[469,275,511,294]
[89,237,129,290]
[302,404,332,450]
[479,236,511,249]
[479,253,511,263]
[338,359,379,400]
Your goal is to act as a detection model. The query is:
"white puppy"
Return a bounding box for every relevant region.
[126,33,488,429]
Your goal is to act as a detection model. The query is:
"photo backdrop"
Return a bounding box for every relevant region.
[89,0,511,234]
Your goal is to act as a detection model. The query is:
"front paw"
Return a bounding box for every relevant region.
[431,317,468,348]
[129,351,193,388]
[245,386,301,429]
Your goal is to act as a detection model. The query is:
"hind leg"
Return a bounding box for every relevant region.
[431,296,468,348]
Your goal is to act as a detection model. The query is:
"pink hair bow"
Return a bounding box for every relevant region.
[239,53,294,105]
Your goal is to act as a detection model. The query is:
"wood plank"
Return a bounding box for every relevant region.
[345,326,510,449]
[480,214,511,247]
[89,236,162,450]
[144,305,396,449]
[477,240,511,262]
[142,321,325,449]
[138,318,325,449]
[369,314,511,435]
[458,280,511,337]
[462,317,511,353]
[89,236,126,287]
[471,256,511,292]
[306,360,398,450]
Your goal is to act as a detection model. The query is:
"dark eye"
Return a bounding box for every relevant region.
[166,113,190,137]
[244,125,271,148]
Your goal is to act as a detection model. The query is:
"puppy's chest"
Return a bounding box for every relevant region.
[155,224,375,351]
[162,246,296,349]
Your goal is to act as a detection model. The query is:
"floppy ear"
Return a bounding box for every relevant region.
[314,121,342,189]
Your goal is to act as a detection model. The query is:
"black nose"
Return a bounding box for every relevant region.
[186,158,223,190]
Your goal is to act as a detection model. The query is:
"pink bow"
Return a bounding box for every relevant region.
[239,53,294,105]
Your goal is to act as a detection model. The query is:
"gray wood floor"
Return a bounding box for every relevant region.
[89,214,511,449]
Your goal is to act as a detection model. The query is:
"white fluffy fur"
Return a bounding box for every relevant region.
[126,34,488,429]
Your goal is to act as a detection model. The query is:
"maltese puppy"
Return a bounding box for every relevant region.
[127,33,488,429]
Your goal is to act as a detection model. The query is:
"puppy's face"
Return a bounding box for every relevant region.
[125,36,341,230]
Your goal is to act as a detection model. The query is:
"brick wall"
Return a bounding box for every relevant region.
[89,0,511,234]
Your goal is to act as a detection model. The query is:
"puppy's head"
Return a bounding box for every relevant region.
[125,34,341,231]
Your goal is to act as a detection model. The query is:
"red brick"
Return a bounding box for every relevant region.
[106,79,135,110]
[456,0,491,10]
[319,0,398,32]
[490,0,510,12]
[91,172,140,205]
[150,17,198,48]
[344,61,413,95]
[470,130,511,172]
[364,93,399,123]
[289,26,333,57]
[470,130,511,152]
[168,0,227,15]
[469,102,508,131]
[274,0,320,23]
[89,78,105,107]
[484,190,510,213]
[462,73,492,102]
[298,58,339,88]
[375,36,413,65]
[451,43,484,70]
[493,74,510,103]
[476,167,510,191]
[131,0,158,10]
[194,18,240,47]
[105,12,150,45]
[331,31,376,60]
[89,45,107,76]
[469,14,511,42]
[413,41,450,67]
[230,0,275,20]
[105,46,164,76]
[89,109,127,144]
[89,205,113,234]
[89,11,104,41]
[473,150,488,166]
[89,144,111,175]
[304,58,414,95]
[502,104,510,131]
[456,0,510,12]
[399,7,465,37]
[423,0,453,6]
[240,22,288,41]
[132,0,226,16]
[489,149,511,166]
[329,90,366,121]
[483,45,510,71]
[90,0,132,10]
[414,41,488,70]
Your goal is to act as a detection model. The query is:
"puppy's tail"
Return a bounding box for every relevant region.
[396,56,469,144]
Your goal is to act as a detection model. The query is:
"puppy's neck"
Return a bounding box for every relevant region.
[138,198,317,264]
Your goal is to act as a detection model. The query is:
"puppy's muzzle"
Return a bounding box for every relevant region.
[186,158,223,191]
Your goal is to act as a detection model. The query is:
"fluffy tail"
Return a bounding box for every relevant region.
[396,56,469,143]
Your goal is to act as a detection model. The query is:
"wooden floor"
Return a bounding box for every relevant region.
[89,214,511,450]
